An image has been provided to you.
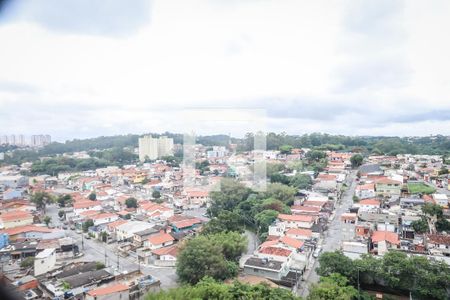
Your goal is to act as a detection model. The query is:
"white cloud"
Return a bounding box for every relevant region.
[0,0,449,141]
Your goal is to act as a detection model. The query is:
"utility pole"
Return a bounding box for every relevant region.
[105,248,107,266]
[81,231,84,250]
[117,251,119,270]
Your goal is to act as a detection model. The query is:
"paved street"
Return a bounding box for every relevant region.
[45,204,178,289]
[298,171,357,297]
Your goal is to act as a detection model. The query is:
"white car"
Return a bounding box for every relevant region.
[313,247,322,258]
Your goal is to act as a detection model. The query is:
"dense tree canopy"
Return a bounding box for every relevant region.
[350,154,363,168]
[176,232,247,284]
[145,277,302,300]
[317,251,450,300]
[125,197,138,208]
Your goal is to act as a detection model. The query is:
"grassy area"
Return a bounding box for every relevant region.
[407,183,436,195]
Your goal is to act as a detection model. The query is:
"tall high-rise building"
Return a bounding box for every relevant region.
[158,136,174,157]
[138,135,174,162]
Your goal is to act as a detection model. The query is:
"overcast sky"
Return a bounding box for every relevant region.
[1,0,450,141]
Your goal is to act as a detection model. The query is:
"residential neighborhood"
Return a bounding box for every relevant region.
[1,136,449,299]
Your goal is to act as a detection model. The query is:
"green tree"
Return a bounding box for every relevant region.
[95,261,105,269]
[82,219,94,232]
[261,183,296,205]
[422,203,443,233]
[145,277,302,300]
[411,218,428,234]
[100,231,108,242]
[266,162,286,178]
[31,191,54,213]
[210,231,247,262]
[202,211,243,235]
[279,144,293,154]
[20,257,34,268]
[289,174,313,189]
[176,236,232,284]
[350,154,363,168]
[270,173,291,185]
[125,197,138,208]
[43,216,51,227]
[88,192,96,201]
[254,209,279,239]
[208,179,252,217]
[308,273,358,300]
[316,251,357,284]
[58,210,65,219]
[57,194,73,207]
[152,190,161,199]
[306,150,327,162]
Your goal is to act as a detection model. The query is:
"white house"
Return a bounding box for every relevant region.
[277,214,317,229]
[34,248,56,276]
[143,231,174,250]
[91,213,119,226]
[432,194,448,207]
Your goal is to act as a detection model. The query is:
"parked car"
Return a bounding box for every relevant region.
[313,247,322,258]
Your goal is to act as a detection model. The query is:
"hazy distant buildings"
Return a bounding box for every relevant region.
[139,135,174,162]
[0,134,51,147]
[31,134,51,147]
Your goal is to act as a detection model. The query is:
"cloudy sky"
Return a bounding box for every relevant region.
[0,0,450,141]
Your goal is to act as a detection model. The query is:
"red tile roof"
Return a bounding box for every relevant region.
[286,228,313,237]
[0,210,33,222]
[280,236,304,249]
[147,232,174,245]
[278,214,315,223]
[87,283,129,297]
[371,231,400,245]
[151,244,179,257]
[259,246,292,257]
[1,225,52,235]
[359,199,380,206]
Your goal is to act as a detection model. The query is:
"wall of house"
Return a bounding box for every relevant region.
[34,251,56,276]
[243,266,283,281]
[86,290,129,300]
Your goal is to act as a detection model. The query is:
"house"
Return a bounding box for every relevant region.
[432,194,448,207]
[355,183,376,199]
[86,283,129,300]
[257,246,293,262]
[374,178,402,198]
[138,202,174,221]
[115,221,155,241]
[277,214,317,229]
[425,234,450,256]
[243,257,289,282]
[91,213,119,226]
[169,216,202,232]
[12,275,39,291]
[133,228,159,247]
[151,244,179,266]
[370,231,400,255]
[0,210,33,229]
[0,175,28,188]
[73,201,102,215]
[358,199,381,210]
[144,231,174,250]
[185,190,210,207]
[290,205,321,216]
[34,248,56,276]
[285,228,313,241]
[358,164,383,177]
[1,225,53,241]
